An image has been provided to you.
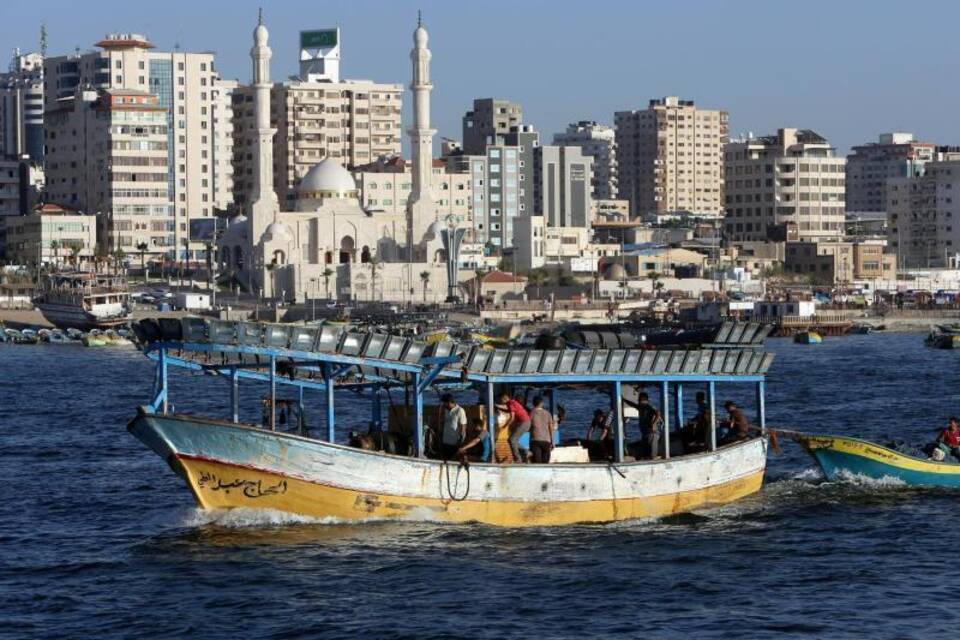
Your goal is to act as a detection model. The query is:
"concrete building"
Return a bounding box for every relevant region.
[0,156,43,219]
[887,160,960,268]
[44,89,173,258]
[0,50,44,162]
[535,145,593,228]
[352,157,473,232]
[553,121,617,200]
[514,215,619,273]
[211,79,237,212]
[461,98,523,154]
[723,128,846,242]
[846,133,935,215]
[784,239,895,283]
[615,97,727,219]
[44,33,230,258]
[3,203,97,266]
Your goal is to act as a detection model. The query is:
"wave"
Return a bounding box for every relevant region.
[184,507,349,528]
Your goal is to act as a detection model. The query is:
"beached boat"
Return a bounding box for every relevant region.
[127,318,775,527]
[797,434,960,487]
[925,330,960,349]
[794,331,822,344]
[34,272,132,330]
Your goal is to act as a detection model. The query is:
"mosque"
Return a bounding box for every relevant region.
[217,14,456,303]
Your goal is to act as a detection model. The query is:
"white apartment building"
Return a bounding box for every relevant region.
[0,50,44,162]
[553,121,617,200]
[44,34,229,258]
[887,160,960,268]
[615,97,727,219]
[535,145,593,228]
[3,203,97,266]
[514,215,620,273]
[232,79,402,211]
[723,128,846,242]
[211,79,237,212]
[352,158,473,225]
[45,89,173,258]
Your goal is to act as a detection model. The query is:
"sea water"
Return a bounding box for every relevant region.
[2,334,959,638]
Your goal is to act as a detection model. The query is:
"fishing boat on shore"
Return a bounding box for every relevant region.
[34,272,132,330]
[127,318,775,527]
[797,434,960,487]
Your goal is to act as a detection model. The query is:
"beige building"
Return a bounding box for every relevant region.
[45,89,173,257]
[232,78,402,211]
[3,203,97,266]
[44,33,229,258]
[615,96,727,219]
[553,121,618,200]
[887,160,960,268]
[785,239,895,283]
[724,128,846,242]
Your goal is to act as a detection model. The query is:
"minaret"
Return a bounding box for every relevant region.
[407,13,437,254]
[249,9,278,242]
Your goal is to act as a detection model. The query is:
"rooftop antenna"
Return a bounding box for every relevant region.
[40,24,48,58]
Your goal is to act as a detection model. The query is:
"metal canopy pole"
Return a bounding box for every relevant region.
[231,367,239,424]
[486,381,496,458]
[324,362,335,443]
[413,372,424,457]
[668,383,681,460]
[708,380,717,451]
[159,347,168,414]
[660,381,670,459]
[613,381,625,463]
[269,355,276,431]
[757,380,766,436]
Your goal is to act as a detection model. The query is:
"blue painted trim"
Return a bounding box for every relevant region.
[613,381,624,462]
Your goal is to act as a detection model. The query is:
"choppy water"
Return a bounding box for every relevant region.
[2,334,959,639]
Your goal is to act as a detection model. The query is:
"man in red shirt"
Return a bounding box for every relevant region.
[498,392,531,463]
[937,416,960,461]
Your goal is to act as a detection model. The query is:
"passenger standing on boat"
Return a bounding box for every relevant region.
[719,401,750,445]
[499,392,532,464]
[440,394,468,460]
[458,418,492,462]
[936,417,960,461]
[528,396,556,464]
[635,393,663,460]
[586,408,614,459]
[681,392,710,453]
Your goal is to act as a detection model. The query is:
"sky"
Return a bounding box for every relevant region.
[3,0,960,155]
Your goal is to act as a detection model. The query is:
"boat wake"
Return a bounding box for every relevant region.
[185,507,349,529]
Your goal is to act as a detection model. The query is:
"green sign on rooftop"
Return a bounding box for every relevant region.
[300,30,338,49]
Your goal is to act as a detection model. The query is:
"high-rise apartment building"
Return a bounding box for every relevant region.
[352,157,473,225]
[44,34,228,258]
[462,98,523,155]
[846,132,935,215]
[887,160,960,268]
[615,96,727,219]
[534,145,593,228]
[231,76,402,211]
[0,50,44,162]
[723,128,846,242]
[553,121,617,200]
[211,79,237,212]
[44,89,173,257]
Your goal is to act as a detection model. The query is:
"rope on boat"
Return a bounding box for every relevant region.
[441,457,471,502]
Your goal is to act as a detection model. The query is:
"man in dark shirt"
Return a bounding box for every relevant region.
[634,393,663,460]
[720,401,750,445]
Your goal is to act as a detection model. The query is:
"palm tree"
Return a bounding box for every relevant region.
[473,268,485,307]
[49,240,60,270]
[528,268,549,301]
[322,267,334,300]
[137,242,149,283]
[68,245,81,270]
[419,270,431,303]
[648,271,663,300]
[368,255,382,302]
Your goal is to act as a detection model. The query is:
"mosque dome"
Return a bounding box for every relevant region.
[297,158,358,201]
[261,221,292,244]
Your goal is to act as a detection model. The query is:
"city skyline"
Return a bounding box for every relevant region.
[2,0,959,155]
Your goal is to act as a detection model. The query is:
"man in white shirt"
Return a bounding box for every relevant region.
[440,393,467,460]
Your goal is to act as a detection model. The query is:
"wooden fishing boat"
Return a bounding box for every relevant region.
[797,434,960,487]
[127,318,776,527]
[34,272,132,330]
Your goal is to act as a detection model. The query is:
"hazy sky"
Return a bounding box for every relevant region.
[3,0,959,154]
